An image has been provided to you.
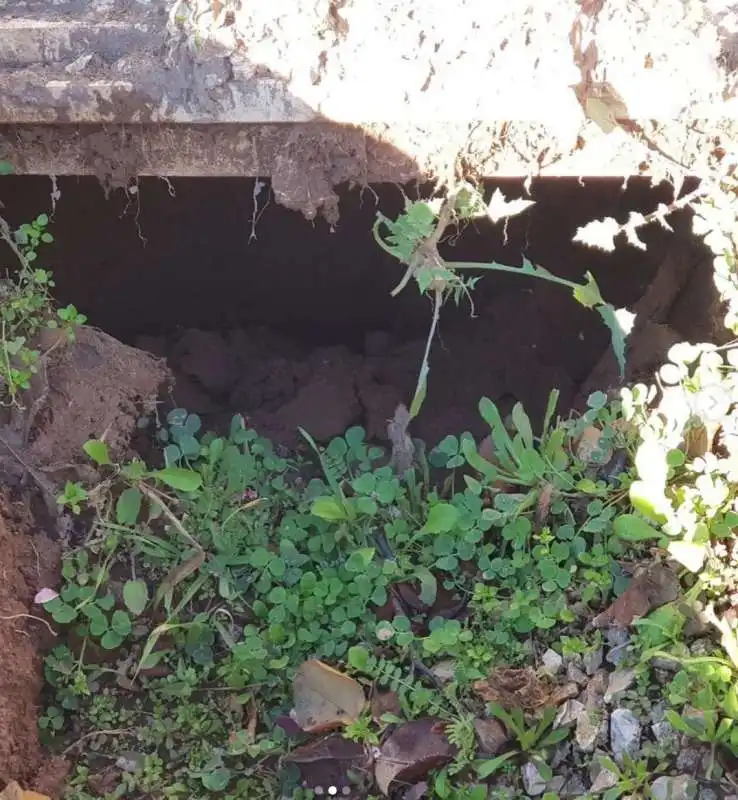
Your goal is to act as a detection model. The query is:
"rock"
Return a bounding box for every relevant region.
[546,776,566,794]
[651,720,678,747]
[698,789,718,800]
[676,745,705,773]
[474,718,507,755]
[610,708,641,763]
[589,756,618,793]
[605,628,630,647]
[604,669,636,704]
[567,663,588,685]
[651,655,681,673]
[584,647,604,675]
[650,775,698,800]
[560,773,588,798]
[542,648,564,675]
[430,660,456,683]
[556,699,585,728]
[551,742,571,769]
[650,703,667,723]
[605,628,631,666]
[576,709,605,752]
[522,762,548,796]
[582,670,608,709]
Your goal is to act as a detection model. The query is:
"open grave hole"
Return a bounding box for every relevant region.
[0,174,724,453]
[0,172,732,798]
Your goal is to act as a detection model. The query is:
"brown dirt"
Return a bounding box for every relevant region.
[0,326,170,489]
[0,491,67,797]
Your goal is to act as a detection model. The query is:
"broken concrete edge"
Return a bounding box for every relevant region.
[0,119,732,179]
[3,70,738,126]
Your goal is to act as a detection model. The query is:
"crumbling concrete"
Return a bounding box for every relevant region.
[0,0,737,215]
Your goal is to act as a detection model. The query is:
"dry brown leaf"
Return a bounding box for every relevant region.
[0,783,50,800]
[292,659,365,732]
[155,549,206,603]
[370,689,401,723]
[284,734,373,794]
[591,563,680,629]
[581,82,629,134]
[375,718,456,796]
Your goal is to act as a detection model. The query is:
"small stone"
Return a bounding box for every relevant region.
[650,775,698,800]
[699,789,718,800]
[560,773,588,798]
[650,703,667,724]
[576,709,604,752]
[542,648,564,675]
[606,643,630,666]
[567,662,588,685]
[589,756,618,792]
[584,647,604,675]
[474,718,507,755]
[676,745,705,773]
[605,628,630,647]
[522,761,547,796]
[556,699,585,728]
[651,720,677,746]
[582,670,608,709]
[610,708,641,763]
[604,669,636,704]
[546,776,565,794]
[650,655,681,673]
[551,742,570,769]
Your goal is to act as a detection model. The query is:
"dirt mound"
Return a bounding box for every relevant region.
[0,327,169,492]
[0,492,67,796]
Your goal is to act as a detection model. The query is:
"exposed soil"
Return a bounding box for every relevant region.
[0,174,727,795]
[0,492,67,796]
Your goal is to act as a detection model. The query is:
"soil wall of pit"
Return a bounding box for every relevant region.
[0,175,717,445]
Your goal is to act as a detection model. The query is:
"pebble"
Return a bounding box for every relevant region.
[650,775,698,800]
[556,699,585,728]
[650,655,681,673]
[566,663,588,685]
[589,757,618,792]
[676,746,705,773]
[604,669,636,704]
[699,789,718,800]
[606,642,629,666]
[651,720,677,747]
[522,761,547,796]
[610,708,641,763]
[542,648,564,675]
[560,773,588,798]
[576,709,604,752]
[584,647,604,675]
[605,628,630,647]
[546,776,565,795]
[551,742,571,769]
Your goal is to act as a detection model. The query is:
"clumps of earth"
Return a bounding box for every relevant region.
[136,326,504,448]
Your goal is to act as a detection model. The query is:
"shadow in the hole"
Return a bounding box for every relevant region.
[0,51,723,443]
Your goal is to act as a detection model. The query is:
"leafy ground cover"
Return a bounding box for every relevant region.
[34,363,738,799]
[6,158,738,798]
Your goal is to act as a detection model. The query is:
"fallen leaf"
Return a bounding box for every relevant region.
[293,659,366,732]
[155,549,206,604]
[591,563,680,629]
[370,690,401,723]
[284,734,373,795]
[375,718,456,796]
[0,783,50,800]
